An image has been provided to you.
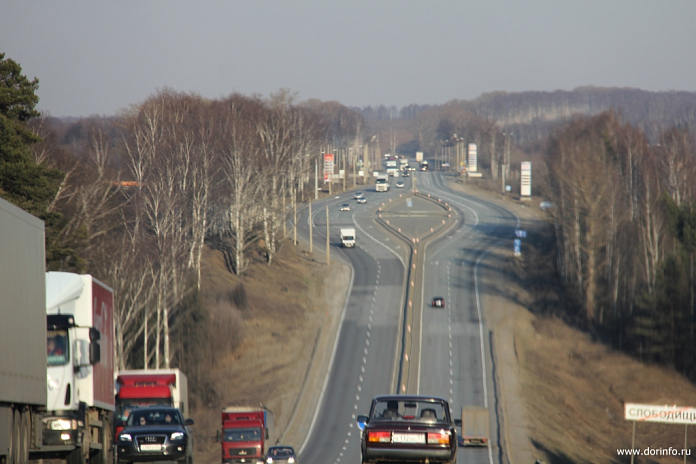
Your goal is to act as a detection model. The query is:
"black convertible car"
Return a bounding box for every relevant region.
[356,395,457,464]
[117,406,194,464]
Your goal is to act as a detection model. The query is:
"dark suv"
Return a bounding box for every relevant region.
[117,406,194,464]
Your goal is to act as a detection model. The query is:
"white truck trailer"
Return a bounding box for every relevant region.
[0,196,115,464]
[340,228,356,248]
[0,198,47,464]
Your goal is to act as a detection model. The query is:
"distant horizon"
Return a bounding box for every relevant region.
[38,84,696,120]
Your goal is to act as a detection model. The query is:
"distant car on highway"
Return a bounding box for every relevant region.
[432,297,445,308]
[402,171,410,177]
[395,181,405,188]
[340,204,351,211]
[265,445,297,464]
[354,191,364,199]
[356,395,457,464]
[357,197,367,204]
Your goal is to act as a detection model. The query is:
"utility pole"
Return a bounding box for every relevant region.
[342,148,346,192]
[283,195,286,237]
[352,147,356,187]
[309,199,313,254]
[325,205,330,265]
[293,187,297,245]
[315,160,318,200]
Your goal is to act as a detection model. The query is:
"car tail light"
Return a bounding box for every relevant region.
[368,431,391,443]
[427,432,450,444]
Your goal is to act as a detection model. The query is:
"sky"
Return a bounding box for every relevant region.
[2,0,696,118]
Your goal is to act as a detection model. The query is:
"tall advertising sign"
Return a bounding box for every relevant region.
[467,143,478,172]
[521,161,532,196]
[323,154,334,183]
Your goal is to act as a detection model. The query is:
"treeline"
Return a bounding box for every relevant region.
[1,53,366,376]
[36,90,364,373]
[545,110,696,379]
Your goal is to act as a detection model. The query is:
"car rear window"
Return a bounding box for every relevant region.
[371,399,448,422]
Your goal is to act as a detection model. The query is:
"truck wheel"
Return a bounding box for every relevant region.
[18,409,29,464]
[11,409,21,464]
[66,447,86,464]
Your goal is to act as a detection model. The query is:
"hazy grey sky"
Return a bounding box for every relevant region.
[3,1,695,117]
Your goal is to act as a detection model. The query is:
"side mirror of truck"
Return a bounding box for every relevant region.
[265,428,269,440]
[215,430,221,442]
[454,419,462,427]
[185,418,194,426]
[89,341,101,364]
[89,327,101,341]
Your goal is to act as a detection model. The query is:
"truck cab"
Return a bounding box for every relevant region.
[340,228,356,248]
[114,369,188,439]
[221,407,272,464]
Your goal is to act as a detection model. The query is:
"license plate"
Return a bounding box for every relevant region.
[140,444,162,451]
[392,433,425,444]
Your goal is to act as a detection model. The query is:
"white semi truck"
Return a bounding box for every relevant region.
[340,228,356,248]
[0,197,115,464]
[375,174,390,192]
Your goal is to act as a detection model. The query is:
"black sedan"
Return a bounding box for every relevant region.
[356,395,457,464]
[265,445,298,464]
[117,406,194,464]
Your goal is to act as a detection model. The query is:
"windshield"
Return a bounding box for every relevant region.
[371,399,449,422]
[128,409,181,426]
[376,179,387,184]
[47,330,69,366]
[116,399,172,424]
[223,427,261,442]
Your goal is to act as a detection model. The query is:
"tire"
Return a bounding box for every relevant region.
[10,409,21,464]
[18,409,29,464]
[66,447,86,464]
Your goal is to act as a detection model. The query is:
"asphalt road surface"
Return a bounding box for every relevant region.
[294,167,519,464]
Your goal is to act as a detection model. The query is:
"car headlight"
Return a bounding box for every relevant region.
[288,458,295,463]
[266,458,272,464]
[170,432,185,441]
[50,419,77,430]
[118,433,132,442]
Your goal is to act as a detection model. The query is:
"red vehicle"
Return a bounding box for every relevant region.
[221,406,273,464]
[114,369,188,440]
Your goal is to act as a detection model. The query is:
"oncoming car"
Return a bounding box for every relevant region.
[357,396,457,464]
[357,197,367,204]
[432,297,445,308]
[395,181,405,188]
[354,191,364,199]
[340,204,351,211]
[117,406,194,464]
[265,445,298,464]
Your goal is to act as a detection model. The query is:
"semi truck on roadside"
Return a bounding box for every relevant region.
[114,369,188,440]
[1,198,115,464]
[220,406,273,464]
[340,228,356,248]
[457,406,489,446]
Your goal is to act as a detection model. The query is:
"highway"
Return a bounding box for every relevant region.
[293,167,519,464]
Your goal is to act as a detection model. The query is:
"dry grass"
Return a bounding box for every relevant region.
[189,240,333,463]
